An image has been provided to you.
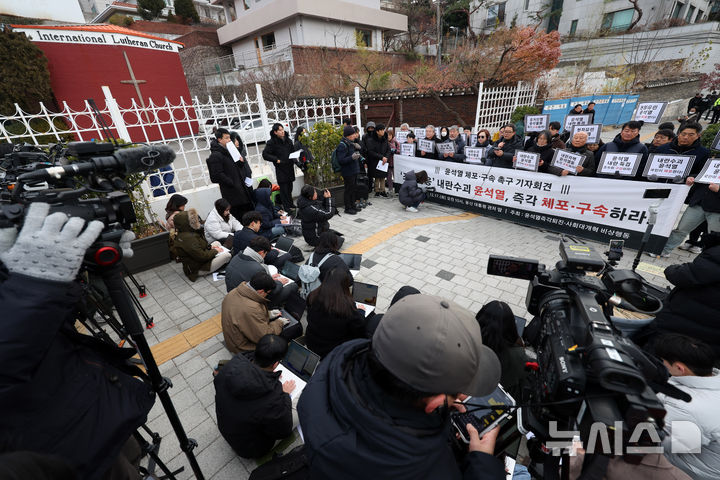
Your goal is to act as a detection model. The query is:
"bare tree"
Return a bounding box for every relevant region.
[627,0,643,30]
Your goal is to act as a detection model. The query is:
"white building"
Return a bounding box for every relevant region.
[212,0,407,70]
[84,0,226,24]
[0,0,85,23]
[470,0,717,37]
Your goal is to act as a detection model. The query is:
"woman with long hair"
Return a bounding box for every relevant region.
[475,301,528,399]
[164,194,188,230]
[523,129,555,173]
[204,198,242,246]
[305,268,366,358]
[293,126,313,172]
[262,123,297,212]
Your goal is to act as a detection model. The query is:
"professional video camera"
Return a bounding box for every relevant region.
[487,239,689,478]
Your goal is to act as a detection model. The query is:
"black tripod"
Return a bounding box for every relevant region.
[86,260,205,479]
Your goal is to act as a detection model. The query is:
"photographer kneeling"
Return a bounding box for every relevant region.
[0,204,155,479]
[297,185,336,248]
[298,294,505,479]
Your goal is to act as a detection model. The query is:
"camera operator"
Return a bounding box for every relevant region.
[296,185,335,248]
[297,294,505,480]
[0,203,155,479]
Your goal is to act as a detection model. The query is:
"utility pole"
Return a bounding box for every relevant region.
[436,0,442,65]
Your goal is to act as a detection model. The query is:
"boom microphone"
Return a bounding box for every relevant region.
[17,145,176,182]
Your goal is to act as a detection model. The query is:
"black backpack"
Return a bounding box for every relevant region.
[249,445,309,480]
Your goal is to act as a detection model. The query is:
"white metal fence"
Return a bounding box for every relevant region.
[474,81,538,132]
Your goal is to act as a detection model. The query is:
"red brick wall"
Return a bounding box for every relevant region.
[126,21,219,37]
[291,45,424,76]
[362,93,478,130]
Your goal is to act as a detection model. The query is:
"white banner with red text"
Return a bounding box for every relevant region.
[393,155,689,252]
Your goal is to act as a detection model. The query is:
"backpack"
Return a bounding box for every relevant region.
[249,445,309,480]
[297,252,333,299]
[331,143,344,173]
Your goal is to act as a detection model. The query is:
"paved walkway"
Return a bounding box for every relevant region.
[132,193,689,479]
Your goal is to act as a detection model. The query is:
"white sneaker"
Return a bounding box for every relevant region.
[688,245,702,254]
[678,242,693,251]
[406,206,418,213]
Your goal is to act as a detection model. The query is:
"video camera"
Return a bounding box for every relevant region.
[0,140,175,265]
[487,239,683,461]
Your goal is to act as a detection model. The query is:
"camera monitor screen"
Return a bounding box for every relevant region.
[487,255,539,281]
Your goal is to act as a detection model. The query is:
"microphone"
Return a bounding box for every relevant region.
[17,145,176,182]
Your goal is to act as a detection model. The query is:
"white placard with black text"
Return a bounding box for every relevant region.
[570,124,602,144]
[514,151,541,172]
[597,152,642,177]
[643,154,696,180]
[551,150,585,174]
[413,128,426,140]
[694,158,720,184]
[464,147,486,164]
[395,130,409,143]
[400,142,416,156]
[436,142,456,155]
[524,114,550,133]
[633,102,667,124]
[418,139,435,153]
[563,114,592,131]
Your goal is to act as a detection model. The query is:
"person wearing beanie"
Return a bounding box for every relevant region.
[335,126,362,214]
[298,294,505,479]
[365,123,390,197]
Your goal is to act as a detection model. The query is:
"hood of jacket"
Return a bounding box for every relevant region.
[220,353,281,400]
[298,340,457,477]
[255,187,273,208]
[611,133,641,147]
[210,139,230,156]
[667,137,702,154]
[403,170,417,183]
[173,208,202,233]
[296,194,314,210]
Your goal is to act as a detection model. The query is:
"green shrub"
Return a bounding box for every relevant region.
[510,105,540,124]
[701,123,720,153]
[305,122,343,189]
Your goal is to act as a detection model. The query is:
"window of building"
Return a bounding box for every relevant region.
[524,0,529,10]
[356,29,373,48]
[486,2,506,27]
[261,32,276,50]
[601,8,635,31]
[696,9,704,22]
[685,5,696,22]
[671,2,684,19]
[569,19,578,35]
[243,0,250,10]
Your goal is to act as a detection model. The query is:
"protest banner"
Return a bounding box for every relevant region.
[694,158,720,185]
[413,128,426,139]
[393,155,688,252]
[395,130,409,143]
[514,151,540,172]
[570,124,602,144]
[436,142,456,155]
[551,150,585,174]
[643,154,695,180]
[400,142,416,156]
[418,138,435,153]
[633,102,667,124]
[524,114,550,133]
[464,146,486,164]
[597,152,643,177]
[563,113,592,131]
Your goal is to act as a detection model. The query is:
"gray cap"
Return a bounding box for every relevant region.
[366,121,376,129]
[372,294,501,397]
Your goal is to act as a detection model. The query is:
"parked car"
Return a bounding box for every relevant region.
[201,114,260,136]
[229,117,290,145]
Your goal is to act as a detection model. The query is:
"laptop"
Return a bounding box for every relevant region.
[281,340,321,384]
[274,236,294,253]
[281,262,300,282]
[353,281,378,317]
[339,253,362,276]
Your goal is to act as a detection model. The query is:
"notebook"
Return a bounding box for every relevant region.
[339,253,362,276]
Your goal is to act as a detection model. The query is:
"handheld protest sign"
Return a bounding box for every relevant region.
[400,142,416,156]
[570,124,602,144]
[712,130,720,151]
[597,152,642,177]
[643,153,696,180]
[633,102,667,124]
[413,128,426,140]
[563,113,592,132]
[524,114,550,133]
[464,146,486,164]
[460,132,467,145]
[418,138,435,153]
[436,142,455,155]
[395,130,409,143]
[551,149,585,174]
[227,141,242,161]
[693,158,720,184]
[514,151,541,172]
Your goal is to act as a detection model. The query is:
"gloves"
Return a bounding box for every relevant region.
[352,152,361,161]
[0,203,104,283]
[353,143,362,150]
[269,309,282,319]
[279,317,290,327]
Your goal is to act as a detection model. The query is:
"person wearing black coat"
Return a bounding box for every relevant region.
[292,126,313,172]
[263,123,297,211]
[305,268,366,358]
[336,127,362,214]
[487,124,523,168]
[214,335,294,459]
[233,211,290,268]
[365,123,391,197]
[297,185,335,247]
[207,128,255,219]
[642,234,720,357]
[523,130,555,174]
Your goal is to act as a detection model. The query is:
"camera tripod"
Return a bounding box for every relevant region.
[80,254,205,480]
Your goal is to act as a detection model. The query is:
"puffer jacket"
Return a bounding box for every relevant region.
[297,195,334,247]
[206,139,254,207]
[221,282,281,353]
[173,208,217,281]
[597,133,649,157]
[398,171,425,207]
[255,187,281,237]
[214,353,292,458]
[262,134,296,183]
[487,134,523,168]
[204,207,241,244]
[365,131,390,179]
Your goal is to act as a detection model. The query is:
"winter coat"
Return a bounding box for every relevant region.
[263,133,297,183]
[336,138,360,177]
[598,133,649,158]
[225,247,269,292]
[525,142,555,174]
[204,207,242,244]
[654,245,720,357]
[233,226,262,256]
[418,134,440,160]
[206,139,254,207]
[293,138,314,170]
[399,170,426,207]
[305,251,351,284]
[548,144,596,177]
[221,282,282,353]
[214,353,292,458]
[441,136,466,163]
[297,340,506,480]
[365,132,390,179]
[305,296,367,358]
[487,134,523,168]
[297,195,334,247]
[255,187,281,237]
[173,208,217,281]
[388,137,400,167]
[655,140,717,210]
[0,274,155,480]
[661,369,720,480]
[582,107,595,123]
